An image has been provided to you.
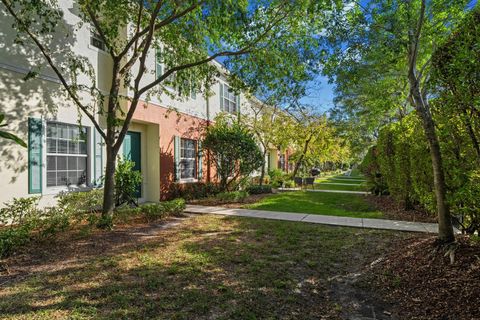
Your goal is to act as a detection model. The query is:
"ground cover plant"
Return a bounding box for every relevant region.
[0,214,406,319]
[0,192,185,258]
[244,191,383,219]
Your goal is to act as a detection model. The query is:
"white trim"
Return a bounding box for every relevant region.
[178,178,199,184]
[88,44,110,57]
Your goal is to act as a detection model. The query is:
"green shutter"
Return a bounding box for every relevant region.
[219,83,224,111]
[197,140,203,180]
[28,117,43,194]
[93,128,103,186]
[174,136,180,181]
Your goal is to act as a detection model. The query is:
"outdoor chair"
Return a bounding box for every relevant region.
[294,177,304,189]
[304,177,315,189]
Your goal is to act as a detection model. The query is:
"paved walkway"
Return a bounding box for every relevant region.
[185,205,443,233]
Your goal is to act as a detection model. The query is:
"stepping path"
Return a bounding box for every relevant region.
[185,205,446,234]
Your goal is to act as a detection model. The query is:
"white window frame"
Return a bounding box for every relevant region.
[222,83,238,114]
[45,121,90,191]
[179,138,197,181]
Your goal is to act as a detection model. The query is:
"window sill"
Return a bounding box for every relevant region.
[88,44,110,56]
[43,184,92,195]
[177,178,198,184]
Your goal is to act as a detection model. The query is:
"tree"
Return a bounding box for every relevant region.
[2,0,329,222]
[323,0,471,242]
[287,107,347,177]
[202,116,263,191]
[243,100,294,185]
[0,114,27,148]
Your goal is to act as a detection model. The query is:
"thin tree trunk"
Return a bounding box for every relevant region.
[463,108,480,160]
[259,149,268,186]
[412,96,455,242]
[101,144,117,224]
[292,134,313,177]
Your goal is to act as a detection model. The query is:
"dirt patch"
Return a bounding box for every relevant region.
[364,194,436,223]
[0,216,190,287]
[364,235,480,320]
[188,193,272,208]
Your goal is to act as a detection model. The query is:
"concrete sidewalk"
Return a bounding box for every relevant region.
[185,205,442,233]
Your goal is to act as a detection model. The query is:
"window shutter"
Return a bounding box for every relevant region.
[219,83,224,111]
[174,136,180,181]
[28,117,43,194]
[197,140,203,180]
[93,128,103,186]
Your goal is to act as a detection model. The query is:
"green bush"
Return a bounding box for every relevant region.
[56,189,103,224]
[115,157,142,206]
[247,184,273,194]
[39,207,71,239]
[0,196,42,226]
[0,226,32,258]
[283,180,294,188]
[268,169,287,188]
[216,191,249,202]
[169,182,220,200]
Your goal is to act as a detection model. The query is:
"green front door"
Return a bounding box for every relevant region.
[123,131,141,197]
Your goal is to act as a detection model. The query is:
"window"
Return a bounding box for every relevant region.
[221,83,238,114]
[156,48,176,88]
[90,31,106,51]
[46,122,88,187]
[180,138,196,179]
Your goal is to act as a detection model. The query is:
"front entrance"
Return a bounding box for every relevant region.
[123,131,142,197]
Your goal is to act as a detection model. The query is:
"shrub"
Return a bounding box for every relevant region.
[246,184,272,194]
[268,169,287,188]
[141,203,167,222]
[203,116,263,191]
[39,207,71,239]
[115,157,142,206]
[283,180,294,188]
[450,170,480,234]
[216,191,249,202]
[170,182,220,200]
[0,196,42,226]
[0,226,32,258]
[162,198,186,216]
[56,189,103,224]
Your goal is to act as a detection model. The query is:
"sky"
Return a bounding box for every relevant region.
[299,75,336,113]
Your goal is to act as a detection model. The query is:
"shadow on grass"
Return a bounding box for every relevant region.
[0,215,405,319]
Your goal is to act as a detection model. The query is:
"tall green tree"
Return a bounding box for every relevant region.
[203,115,263,191]
[2,0,329,221]
[324,0,472,242]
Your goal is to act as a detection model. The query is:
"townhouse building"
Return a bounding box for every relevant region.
[0,0,290,206]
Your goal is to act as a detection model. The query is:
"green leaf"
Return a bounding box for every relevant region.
[0,131,27,148]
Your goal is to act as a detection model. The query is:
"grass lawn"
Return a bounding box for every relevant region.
[244,191,383,219]
[0,215,404,320]
[312,183,367,192]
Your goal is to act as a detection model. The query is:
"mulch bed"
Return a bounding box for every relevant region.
[364,194,437,223]
[364,235,480,320]
[187,193,272,208]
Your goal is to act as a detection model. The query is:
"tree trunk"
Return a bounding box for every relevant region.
[463,108,480,160]
[101,144,117,220]
[292,134,313,177]
[411,90,455,242]
[259,149,268,186]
